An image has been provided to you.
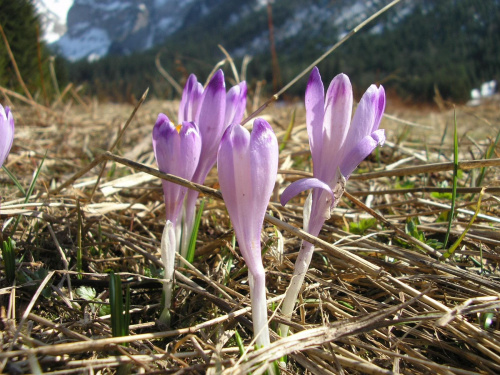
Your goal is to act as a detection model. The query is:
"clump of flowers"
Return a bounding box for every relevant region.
[279,67,386,337]
[179,71,247,257]
[151,70,247,324]
[152,115,201,324]
[217,119,278,351]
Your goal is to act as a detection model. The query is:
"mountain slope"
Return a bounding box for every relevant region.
[53,0,232,61]
[64,0,500,103]
[53,0,406,61]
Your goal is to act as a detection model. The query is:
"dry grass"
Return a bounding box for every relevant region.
[0,93,499,375]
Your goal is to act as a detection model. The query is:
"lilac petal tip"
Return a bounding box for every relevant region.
[339,130,385,178]
[225,81,248,126]
[155,112,170,126]
[234,81,248,122]
[231,121,251,149]
[307,67,322,93]
[280,177,335,208]
[152,113,172,139]
[305,68,325,164]
[326,73,351,104]
[239,81,248,96]
[184,74,198,94]
[252,117,273,133]
[373,85,386,132]
[208,69,225,91]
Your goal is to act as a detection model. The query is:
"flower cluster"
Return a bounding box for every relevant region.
[152,70,247,323]
[152,116,201,323]
[179,71,247,257]
[151,67,385,349]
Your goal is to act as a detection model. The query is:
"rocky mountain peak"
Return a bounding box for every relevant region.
[50,0,409,62]
[54,0,222,61]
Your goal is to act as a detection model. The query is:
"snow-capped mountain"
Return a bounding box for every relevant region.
[45,0,410,62]
[49,0,228,61]
[35,0,74,43]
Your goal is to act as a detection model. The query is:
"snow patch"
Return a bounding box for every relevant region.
[468,80,497,106]
[57,27,111,61]
[481,80,497,97]
[156,17,182,33]
[74,0,133,12]
[34,0,74,43]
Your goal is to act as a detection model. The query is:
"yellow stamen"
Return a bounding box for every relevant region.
[176,124,182,133]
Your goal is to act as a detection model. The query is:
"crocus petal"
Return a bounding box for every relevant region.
[249,118,279,247]
[305,67,325,166]
[180,76,248,259]
[218,123,251,263]
[302,191,313,234]
[218,121,277,351]
[160,220,176,278]
[178,74,196,123]
[217,119,278,275]
[340,129,385,178]
[152,114,201,223]
[317,73,352,183]
[192,69,226,183]
[307,188,334,235]
[372,85,386,133]
[341,84,385,161]
[178,74,203,123]
[280,177,335,208]
[225,81,247,127]
[0,105,15,168]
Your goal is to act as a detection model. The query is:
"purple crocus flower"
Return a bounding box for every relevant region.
[152,114,201,324]
[178,70,247,183]
[152,114,202,226]
[0,105,15,168]
[217,119,278,350]
[180,70,247,257]
[279,67,385,337]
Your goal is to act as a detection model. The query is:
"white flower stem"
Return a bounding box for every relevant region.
[249,269,277,375]
[279,191,331,337]
[249,269,271,348]
[278,240,315,338]
[159,221,176,326]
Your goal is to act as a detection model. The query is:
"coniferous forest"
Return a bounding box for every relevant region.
[0,0,66,102]
[2,0,500,102]
[66,0,500,103]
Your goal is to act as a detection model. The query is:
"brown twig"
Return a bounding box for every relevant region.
[88,88,149,201]
[0,23,35,102]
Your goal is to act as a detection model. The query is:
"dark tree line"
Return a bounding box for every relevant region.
[0,0,66,102]
[5,0,500,103]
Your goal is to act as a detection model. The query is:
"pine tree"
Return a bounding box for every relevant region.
[0,0,54,98]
